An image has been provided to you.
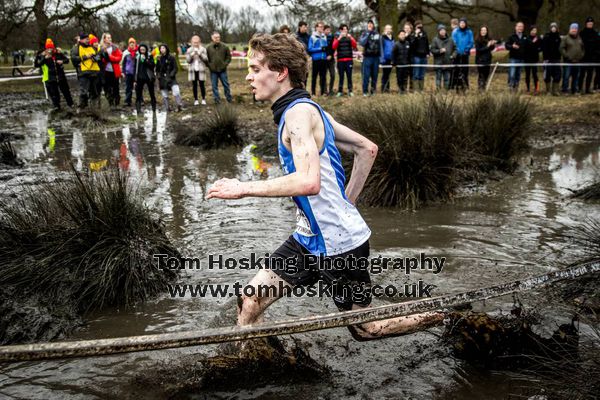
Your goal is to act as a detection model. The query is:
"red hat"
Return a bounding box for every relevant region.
[45,38,55,49]
[89,35,98,45]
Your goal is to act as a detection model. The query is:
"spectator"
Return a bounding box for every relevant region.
[324,25,336,96]
[403,23,414,90]
[579,17,598,94]
[431,24,456,90]
[11,50,23,77]
[76,33,101,108]
[34,38,74,110]
[380,24,395,93]
[560,23,585,94]
[70,35,82,78]
[542,22,562,95]
[186,34,209,105]
[392,30,411,93]
[99,32,123,107]
[156,43,183,111]
[359,19,381,95]
[122,37,138,107]
[308,21,328,96]
[452,17,474,90]
[524,25,542,94]
[206,31,233,103]
[474,25,496,91]
[450,18,459,34]
[332,24,356,96]
[505,21,527,91]
[280,25,291,34]
[412,20,429,91]
[134,44,157,113]
[296,21,310,50]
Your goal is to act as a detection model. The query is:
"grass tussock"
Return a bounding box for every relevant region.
[0,140,23,166]
[337,93,532,208]
[570,181,600,200]
[174,105,241,149]
[0,166,180,312]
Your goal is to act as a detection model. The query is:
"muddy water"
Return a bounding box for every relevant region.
[0,105,599,399]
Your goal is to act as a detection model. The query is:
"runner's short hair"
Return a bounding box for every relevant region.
[249,33,308,89]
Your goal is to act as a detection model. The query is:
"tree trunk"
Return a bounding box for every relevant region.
[516,0,544,26]
[404,0,424,24]
[378,0,399,34]
[159,0,180,67]
[33,0,49,50]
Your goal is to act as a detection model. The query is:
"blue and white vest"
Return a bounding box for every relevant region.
[277,98,371,256]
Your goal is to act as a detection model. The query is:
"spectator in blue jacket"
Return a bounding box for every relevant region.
[308,21,329,96]
[359,19,381,95]
[380,24,395,92]
[452,17,474,89]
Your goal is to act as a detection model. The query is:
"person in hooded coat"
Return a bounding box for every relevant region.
[155,43,183,111]
[133,43,157,113]
[451,17,474,90]
[542,22,562,95]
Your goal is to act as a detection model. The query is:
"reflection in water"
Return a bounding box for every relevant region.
[1,109,599,399]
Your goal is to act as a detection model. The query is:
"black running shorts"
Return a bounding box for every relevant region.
[267,235,372,311]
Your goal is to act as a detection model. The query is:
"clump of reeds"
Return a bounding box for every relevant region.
[463,93,532,172]
[337,93,532,208]
[570,181,600,200]
[0,166,180,312]
[174,105,241,149]
[0,140,23,166]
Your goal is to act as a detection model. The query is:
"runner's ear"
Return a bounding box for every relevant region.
[277,66,289,83]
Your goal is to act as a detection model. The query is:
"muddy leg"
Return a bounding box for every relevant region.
[237,269,290,326]
[348,304,445,341]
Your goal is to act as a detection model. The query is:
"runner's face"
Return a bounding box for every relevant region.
[246,51,281,102]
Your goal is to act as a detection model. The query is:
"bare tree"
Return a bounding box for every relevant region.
[196,0,232,40]
[28,0,119,49]
[234,6,264,41]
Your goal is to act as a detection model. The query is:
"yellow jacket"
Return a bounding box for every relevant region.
[79,45,100,73]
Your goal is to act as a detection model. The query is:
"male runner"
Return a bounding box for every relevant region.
[207,33,444,340]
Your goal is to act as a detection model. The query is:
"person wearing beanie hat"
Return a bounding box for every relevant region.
[505,21,527,91]
[76,33,101,108]
[542,21,562,95]
[359,19,380,95]
[431,23,456,90]
[560,22,585,93]
[122,36,139,106]
[474,25,496,91]
[579,16,598,94]
[451,17,474,90]
[524,25,542,94]
[34,37,74,110]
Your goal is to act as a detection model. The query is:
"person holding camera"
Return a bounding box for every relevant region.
[75,33,101,109]
[133,44,157,113]
[34,38,74,110]
[412,21,430,91]
[186,35,209,106]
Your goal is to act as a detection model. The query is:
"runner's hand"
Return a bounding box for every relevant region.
[207,178,246,199]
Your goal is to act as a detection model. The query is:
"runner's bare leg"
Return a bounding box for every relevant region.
[237,269,292,325]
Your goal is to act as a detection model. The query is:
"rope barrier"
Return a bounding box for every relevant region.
[0,260,597,362]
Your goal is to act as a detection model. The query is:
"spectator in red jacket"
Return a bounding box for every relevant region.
[100,32,123,107]
[332,24,357,96]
